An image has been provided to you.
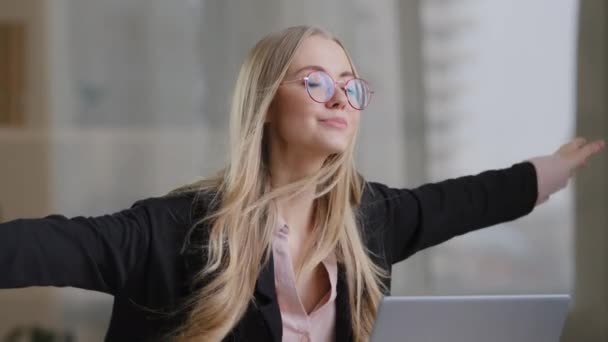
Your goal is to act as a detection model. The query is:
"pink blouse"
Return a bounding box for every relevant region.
[272,220,338,342]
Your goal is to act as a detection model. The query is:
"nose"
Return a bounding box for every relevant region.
[325,84,349,110]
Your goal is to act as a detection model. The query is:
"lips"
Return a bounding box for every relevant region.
[319,117,348,129]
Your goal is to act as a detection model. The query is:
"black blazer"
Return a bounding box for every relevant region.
[0,162,538,341]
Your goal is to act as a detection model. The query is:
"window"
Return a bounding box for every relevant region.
[419,0,578,295]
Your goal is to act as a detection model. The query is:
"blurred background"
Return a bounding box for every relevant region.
[0,0,605,341]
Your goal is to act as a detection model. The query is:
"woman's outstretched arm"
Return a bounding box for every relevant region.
[0,200,155,295]
[366,137,605,264]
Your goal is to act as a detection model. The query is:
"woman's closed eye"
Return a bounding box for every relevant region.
[308,81,322,88]
[345,87,357,96]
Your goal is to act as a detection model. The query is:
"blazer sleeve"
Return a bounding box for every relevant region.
[366,161,539,264]
[0,198,158,295]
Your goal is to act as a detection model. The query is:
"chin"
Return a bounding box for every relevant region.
[316,141,349,155]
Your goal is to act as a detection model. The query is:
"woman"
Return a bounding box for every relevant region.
[0,25,604,342]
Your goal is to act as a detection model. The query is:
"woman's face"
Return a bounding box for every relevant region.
[267,35,362,157]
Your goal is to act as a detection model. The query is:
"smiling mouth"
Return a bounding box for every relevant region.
[319,117,348,129]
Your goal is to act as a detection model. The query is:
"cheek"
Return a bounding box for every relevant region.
[278,112,317,142]
[272,103,318,142]
[273,89,316,120]
[277,104,314,127]
[352,111,361,126]
[275,94,318,125]
[348,111,361,135]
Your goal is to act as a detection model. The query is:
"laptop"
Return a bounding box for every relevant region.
[370,294,570,342]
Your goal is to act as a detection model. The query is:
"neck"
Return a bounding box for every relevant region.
[269,150,327,236]
[274,191,316,235]
[270,164,318,236]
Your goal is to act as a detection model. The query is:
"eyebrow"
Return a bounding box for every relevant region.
[292,65,355,78]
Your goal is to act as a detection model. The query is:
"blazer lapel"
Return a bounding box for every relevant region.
[335,265,354,342]
[182,225,283,341]
[181,193,283,341]
[254,253,283,342]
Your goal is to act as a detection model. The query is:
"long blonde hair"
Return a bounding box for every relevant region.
[174,25,386,342]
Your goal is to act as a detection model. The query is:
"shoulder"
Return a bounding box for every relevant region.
[124,190,218,301]
[130,189,217,227]
[357,181,422,246]
[123,189,219,258]
[359,181,416,216]
[361,181,398,203]
[357,181,407,232]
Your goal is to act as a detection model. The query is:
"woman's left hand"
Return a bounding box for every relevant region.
[554,137,605,173]
[531,137,605,205]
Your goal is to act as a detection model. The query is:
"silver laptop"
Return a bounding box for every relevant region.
[370,294,570,342]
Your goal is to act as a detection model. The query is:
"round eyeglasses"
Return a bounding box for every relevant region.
[281,70,374,110]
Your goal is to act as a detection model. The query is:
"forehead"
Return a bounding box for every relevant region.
[286,35,353,76]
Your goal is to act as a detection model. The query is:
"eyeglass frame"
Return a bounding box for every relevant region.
[279,70,375,110]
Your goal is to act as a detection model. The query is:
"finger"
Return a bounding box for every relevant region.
[574,139,605,165]
[557,137,587,155]
[571,137,588,149]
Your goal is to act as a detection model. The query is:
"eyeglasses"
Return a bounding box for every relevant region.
[281,70,374,110]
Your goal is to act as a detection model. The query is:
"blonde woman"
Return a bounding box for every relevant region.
[0,26,605,342]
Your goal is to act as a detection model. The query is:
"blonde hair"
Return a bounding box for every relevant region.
[173,25,386,341]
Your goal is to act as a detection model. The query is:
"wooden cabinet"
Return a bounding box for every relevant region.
[0,21,25,127]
